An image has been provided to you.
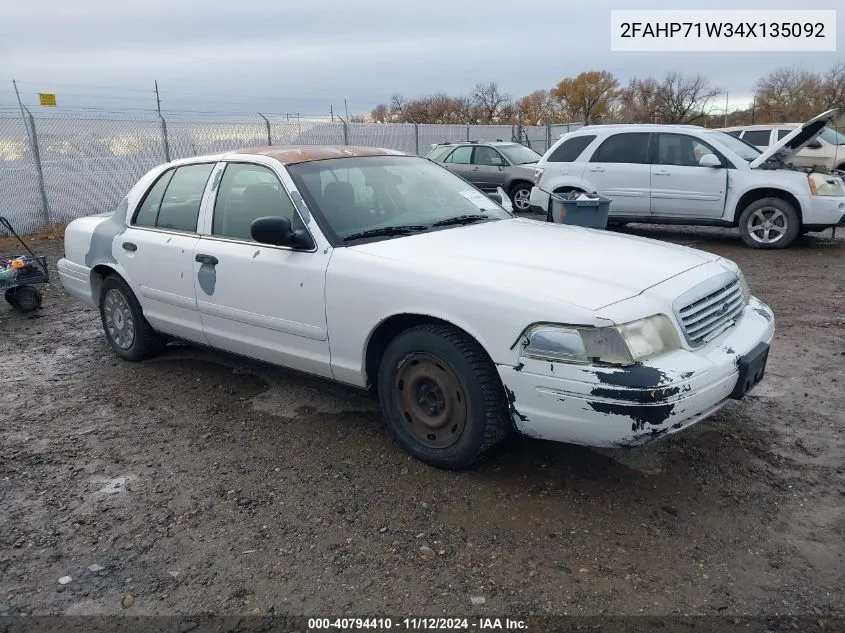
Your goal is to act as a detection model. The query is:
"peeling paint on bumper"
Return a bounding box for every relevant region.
[497,298,775,448]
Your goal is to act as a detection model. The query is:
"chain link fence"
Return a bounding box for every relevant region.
[3,109,840,235]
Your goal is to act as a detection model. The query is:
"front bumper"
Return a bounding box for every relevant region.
[802,194,845,229]
[497,297,775,448]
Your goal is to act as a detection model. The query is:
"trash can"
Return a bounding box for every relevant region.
[547,192,611,229]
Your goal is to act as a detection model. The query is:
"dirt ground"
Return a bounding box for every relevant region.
[1,222,843,622]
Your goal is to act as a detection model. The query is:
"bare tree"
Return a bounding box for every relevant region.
[654,73,720,123]
[515,89,561,125]
[371,103,389,123]
[755,66,822,122]
[471,82,513,124]
[615,77,661,123]
[820,62,845,113]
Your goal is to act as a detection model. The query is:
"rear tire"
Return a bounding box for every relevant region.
[376,324,512,469]
[5,286,42,313]
[737,197,800,249]
[509,183,533,212]
[98,275,164,361]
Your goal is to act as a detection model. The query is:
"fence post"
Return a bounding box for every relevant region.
[342,119,349,146]
[159,115,171,162]
[414,124,419,155]
[466,123,470,141]
[546,123,551,150]
[259,113,272,145]
[26,112,51,227]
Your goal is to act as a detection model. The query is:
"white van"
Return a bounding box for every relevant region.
[719,123,845,172]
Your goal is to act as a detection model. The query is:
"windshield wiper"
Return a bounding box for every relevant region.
[432,215,494,227]
[343,225,428,242]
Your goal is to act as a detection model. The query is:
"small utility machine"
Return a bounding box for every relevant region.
[0,216,50,314]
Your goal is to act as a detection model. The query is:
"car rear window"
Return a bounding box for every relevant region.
[590,133,650,164]
[741,130,772,146]
[426,146,453,162]
[547,135,596,162]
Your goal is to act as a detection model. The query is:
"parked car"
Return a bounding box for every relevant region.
[425,141,541,212]
[58,145,774,470]
[529,109,845,249]
[719,122,845,172]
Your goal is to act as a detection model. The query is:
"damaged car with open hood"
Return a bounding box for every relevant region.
[530,109,845,248]
[58,145,774,469]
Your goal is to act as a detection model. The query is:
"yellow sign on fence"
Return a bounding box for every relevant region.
[39,93,57,107]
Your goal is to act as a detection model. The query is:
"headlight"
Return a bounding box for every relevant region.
[808,173,845,197]
[521,315,682,367]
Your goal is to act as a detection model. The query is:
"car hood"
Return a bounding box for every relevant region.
[749,108,838,168]
[349,218,722,311]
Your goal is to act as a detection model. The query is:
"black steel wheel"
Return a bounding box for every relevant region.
[377,324,512,469]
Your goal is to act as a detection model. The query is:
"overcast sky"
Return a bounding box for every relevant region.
[0,0,841,117]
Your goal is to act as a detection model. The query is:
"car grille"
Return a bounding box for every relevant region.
[678,278,745,346]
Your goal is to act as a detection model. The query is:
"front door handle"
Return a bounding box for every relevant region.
[122,242,137,252]
[472,166,480,171]
[195,254,218,266]
[588,166,605,172]
[653,169,671,176]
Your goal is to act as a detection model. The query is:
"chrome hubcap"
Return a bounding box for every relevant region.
[747,208,787,244]
[513,188,531,210]
[104,289,135,350]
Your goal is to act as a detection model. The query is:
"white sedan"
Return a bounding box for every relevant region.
[57,146,775,469]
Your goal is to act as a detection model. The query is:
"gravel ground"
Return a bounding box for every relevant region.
[1,222,843,621]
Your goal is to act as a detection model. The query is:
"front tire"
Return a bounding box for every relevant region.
[509,183,533,212]
[98,275,164,361]
[738,197,800,249]
[376,324,512,469]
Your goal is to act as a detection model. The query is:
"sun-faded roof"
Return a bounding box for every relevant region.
[232,145,406,164]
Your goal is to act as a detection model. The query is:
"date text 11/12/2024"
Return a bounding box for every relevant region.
[307,617,528,630]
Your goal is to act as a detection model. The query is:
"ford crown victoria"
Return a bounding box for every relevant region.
[57,146,775,469]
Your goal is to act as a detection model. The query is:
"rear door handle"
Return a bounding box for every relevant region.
[654,169,671,176]
[472,167,480,171]
[122,242,137,252]
[588,166,605,172]
[195,254,218,265]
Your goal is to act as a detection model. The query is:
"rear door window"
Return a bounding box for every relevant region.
[134,169,175,227]
[590,133,650,164]
[155,164,215,232]
[547,135,596,162]
[444,146,472,164]
[740,129,772,146]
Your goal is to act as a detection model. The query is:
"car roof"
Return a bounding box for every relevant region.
[168,145,408,168]
[430,140,520,147]
[570,123,704,132]
[720,123,801,130]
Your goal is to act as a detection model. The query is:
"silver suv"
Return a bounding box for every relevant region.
[425,141,542,211]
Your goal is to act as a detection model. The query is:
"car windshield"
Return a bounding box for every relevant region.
[287,155,512,244]
[497,143,542,165]
[820,126,845,145]
[704,131,763,162]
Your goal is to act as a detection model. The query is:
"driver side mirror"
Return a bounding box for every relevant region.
[250,216,314,250]
[698,154,722,168]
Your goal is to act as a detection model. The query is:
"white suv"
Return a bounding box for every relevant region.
[529,109,845,249]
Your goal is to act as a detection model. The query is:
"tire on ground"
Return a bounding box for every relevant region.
[4,286,42,313]
[98,275,165,361]
[509,182,533,212]
[737,197,801,249]
[376,323,512,470]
